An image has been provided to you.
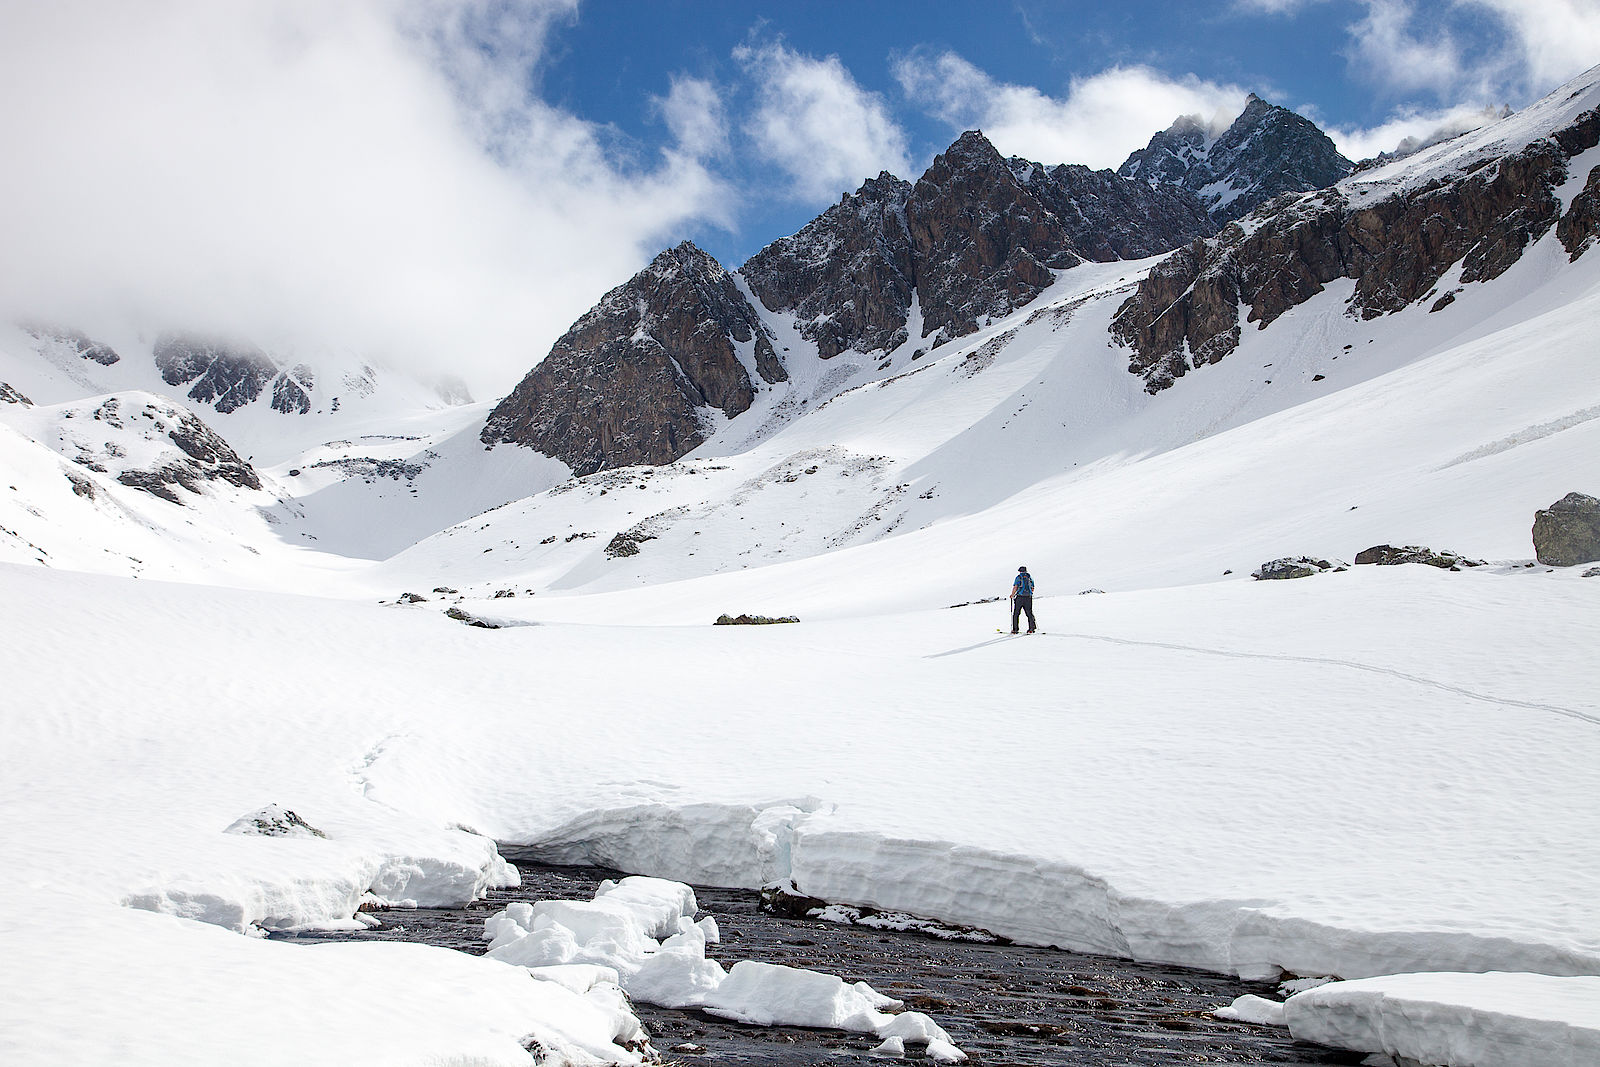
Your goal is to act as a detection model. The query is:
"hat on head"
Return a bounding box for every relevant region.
[1018,565,1028,572]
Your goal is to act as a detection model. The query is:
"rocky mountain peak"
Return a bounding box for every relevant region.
[747,128,1213,358]
[742,171,915,359]
[482,239,787,475]
[1112,100,1600,393]
[1120,94,1353,224]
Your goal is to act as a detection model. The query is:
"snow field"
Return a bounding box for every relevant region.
[2,560,1593,1046]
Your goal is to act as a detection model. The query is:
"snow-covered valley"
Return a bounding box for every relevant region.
[3,62,1600,1067]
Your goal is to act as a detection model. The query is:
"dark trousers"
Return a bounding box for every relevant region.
[1011,595,1035,632]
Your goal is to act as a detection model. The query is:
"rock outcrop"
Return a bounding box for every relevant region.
[1120,94,1353,225]
[1533,492,1600,566]
[57,395,262,504]
[153,334,318,415]
[482,243,787,474]
[1,382,32,405]
[154,333,278,414]
[1253,556,1341,580]
[1354,545,1484,570]
[1111,107,1600,393]
[23,325,121,365]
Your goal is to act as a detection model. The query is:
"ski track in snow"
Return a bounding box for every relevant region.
[1034,632,1600,729]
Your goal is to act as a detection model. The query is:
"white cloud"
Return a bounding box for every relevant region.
[1464,0,1600,93]
[1345,0,1600,105]
[1327,102,1507,159]
[1345,0,1471,97]
[894,51,1250,170]
[1230,0,1331,12]
[0,0,735,395]
[654,76,729,159]
[734,40,912,203]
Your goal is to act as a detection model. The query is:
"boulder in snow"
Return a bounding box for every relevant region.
[1252,557,1340,580]
[1533,492,1600,566]
[1353,544,1484,570]
[224,804,327,838]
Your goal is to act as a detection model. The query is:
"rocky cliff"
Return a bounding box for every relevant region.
[1112,105,1600,393]
[744,130,1213,357]
[482,242,787,474]
[1119,94,1353,224]
[741,172,916,360]
[904,132,1214,344]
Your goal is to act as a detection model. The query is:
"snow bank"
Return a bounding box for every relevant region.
[0,902,652,1066]
[1283,972,1600,1067]
[484,875,964,1059]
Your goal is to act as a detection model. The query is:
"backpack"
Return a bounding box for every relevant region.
[1015,572,1034,596]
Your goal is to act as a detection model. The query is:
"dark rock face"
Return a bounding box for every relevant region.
[154,333,277,414]
[1354,545,1484,570]
[714,613,800,625]
[906,134,1216,344]
[0,381,32,405]
[271,365,315,414]
[1558,164,1600,259]
[164,407,262,491]
[1533,492,1600,566]
[742,172,916,359]
[743,131,1213,356]
[482,242,787,474]
[1112,108,1600,393]
[1120,95,1354,225]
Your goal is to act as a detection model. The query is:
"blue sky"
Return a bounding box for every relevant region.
[3,0,1598,389]
[528,0,1600,264]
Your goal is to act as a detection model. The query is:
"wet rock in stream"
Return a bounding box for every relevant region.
[273,850,1359,1065]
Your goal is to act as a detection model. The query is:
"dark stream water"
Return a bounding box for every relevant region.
[275,848,1360,1066]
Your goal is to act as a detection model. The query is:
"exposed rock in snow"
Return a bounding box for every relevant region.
[1252,556,1340,580]
[1533,491,1600,566]
[19,393,262,505]
[154,333,279,414]
[1353,545,1484,570]
[1,381,32,405]
[224,804,328,839]
[22,325,121,366]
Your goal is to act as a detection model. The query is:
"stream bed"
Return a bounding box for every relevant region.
[274,847,1362,1065]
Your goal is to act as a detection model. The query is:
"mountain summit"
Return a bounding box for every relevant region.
[1119,94,1353,224]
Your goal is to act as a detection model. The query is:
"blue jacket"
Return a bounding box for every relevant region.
[1012,572,1034,596]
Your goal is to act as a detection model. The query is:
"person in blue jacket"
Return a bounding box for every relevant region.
[1009,566,1036,634]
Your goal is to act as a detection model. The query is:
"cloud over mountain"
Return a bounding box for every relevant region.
[0,0,734,394]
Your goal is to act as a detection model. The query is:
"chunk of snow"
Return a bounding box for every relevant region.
[1214,993,1287,1026]
[1284,972,1600,1067]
